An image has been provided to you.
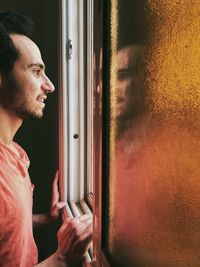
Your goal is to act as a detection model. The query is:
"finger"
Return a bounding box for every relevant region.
[53,170,59,187]
[56,202,67,209]
[52,170,60,204]
[71,230,93,256]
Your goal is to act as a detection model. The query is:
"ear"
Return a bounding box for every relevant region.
[0,72,5,89]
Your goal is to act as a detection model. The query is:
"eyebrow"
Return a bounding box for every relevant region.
[117,66,137,74]
[27,63,45,70]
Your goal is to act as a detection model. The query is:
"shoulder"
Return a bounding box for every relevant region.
[0,142,30,170]
[12,142,30,163]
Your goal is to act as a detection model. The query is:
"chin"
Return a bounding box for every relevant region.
[29,112,44,120]
[17,110,44,120]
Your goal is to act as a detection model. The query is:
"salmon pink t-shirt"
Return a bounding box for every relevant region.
[0,142,38,266]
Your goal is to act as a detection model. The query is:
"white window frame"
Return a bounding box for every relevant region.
[58,0,95,265]
[58,0,85,202]
[86,0,94,200]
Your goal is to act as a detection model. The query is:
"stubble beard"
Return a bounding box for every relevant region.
[0,87,44,120]
[15,104,44,120]
[0,74,44,120]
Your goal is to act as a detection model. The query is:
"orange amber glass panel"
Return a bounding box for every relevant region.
[106,0,200,266]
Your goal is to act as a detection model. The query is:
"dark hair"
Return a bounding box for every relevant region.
[0,12,34,74]
[117,0,149,50]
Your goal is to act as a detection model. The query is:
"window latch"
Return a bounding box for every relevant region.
[67,39,72,60]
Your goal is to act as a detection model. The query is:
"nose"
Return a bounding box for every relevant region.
[41,75,55,94]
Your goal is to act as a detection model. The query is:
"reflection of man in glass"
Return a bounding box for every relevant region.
[114,44,146,138]
[110,1,200,266]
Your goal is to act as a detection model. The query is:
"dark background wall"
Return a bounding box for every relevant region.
[0,0,60,261]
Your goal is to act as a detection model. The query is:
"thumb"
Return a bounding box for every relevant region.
[56,202,67,210]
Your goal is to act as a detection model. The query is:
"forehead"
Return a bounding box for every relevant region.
[10,34,43,66]
[116,45,144,69]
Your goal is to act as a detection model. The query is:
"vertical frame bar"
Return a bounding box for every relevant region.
[86,0,94,199]
[58,0,69,201]
[58,0,85,203]
[93,0,104,265]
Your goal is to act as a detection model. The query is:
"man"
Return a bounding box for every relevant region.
[113,44,147,138]
[0,12,92,266]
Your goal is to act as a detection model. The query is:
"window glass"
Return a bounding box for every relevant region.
[104,0,200,266]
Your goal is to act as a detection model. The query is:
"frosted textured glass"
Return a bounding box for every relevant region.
[107,0,200,266]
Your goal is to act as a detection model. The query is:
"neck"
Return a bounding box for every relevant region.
[0,106,23,146]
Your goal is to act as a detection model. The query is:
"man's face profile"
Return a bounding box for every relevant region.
[115,45,145,121]
[0,34,54,119]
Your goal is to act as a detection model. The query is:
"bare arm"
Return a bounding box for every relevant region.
[34,253,67,267]
[33,214,56,227]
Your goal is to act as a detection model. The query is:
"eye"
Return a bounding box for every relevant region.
[117,69,129,80]
[33,69,41,77]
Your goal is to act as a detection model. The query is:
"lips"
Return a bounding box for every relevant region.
[37,95,47,104]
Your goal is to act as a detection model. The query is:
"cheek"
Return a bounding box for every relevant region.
[124,80,136,99]
[117,81,129,95]
[13,70,40,90]
[18,78,40,100]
